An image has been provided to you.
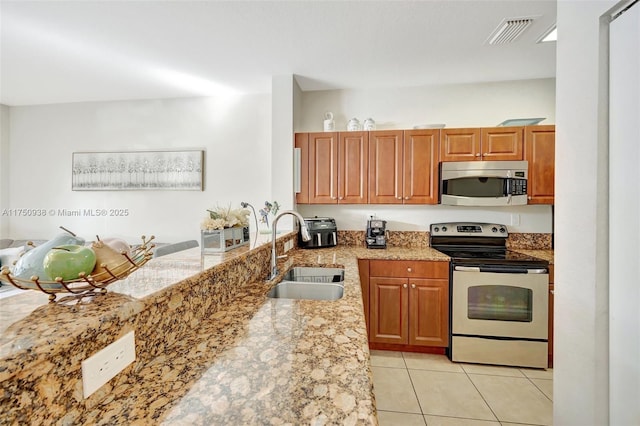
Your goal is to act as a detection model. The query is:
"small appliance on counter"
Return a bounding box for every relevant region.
[366,217,387,249]
[298,217,338,249]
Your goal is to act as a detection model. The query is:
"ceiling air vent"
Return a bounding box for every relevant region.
[487,17,536,45]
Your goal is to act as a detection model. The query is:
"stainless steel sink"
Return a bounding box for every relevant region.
[267,267,345,301]
[282,267,344,283]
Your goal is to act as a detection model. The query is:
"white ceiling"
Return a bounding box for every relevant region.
[0,0,557,106]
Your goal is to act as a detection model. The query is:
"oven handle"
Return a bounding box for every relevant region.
[454,265,548,274]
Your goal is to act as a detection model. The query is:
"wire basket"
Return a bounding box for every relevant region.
[0,236,155,302]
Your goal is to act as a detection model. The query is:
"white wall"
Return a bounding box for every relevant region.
[297,78,556,132]
[0,105,9,238]
[7,95,271,243]
[298,204,551,233]
[608,2,640,424]
[293,78,556,233]
[555,1,618,425]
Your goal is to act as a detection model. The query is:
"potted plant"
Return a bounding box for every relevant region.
[200,205,250,252]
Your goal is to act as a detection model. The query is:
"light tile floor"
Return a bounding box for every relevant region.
[371,350,553,426]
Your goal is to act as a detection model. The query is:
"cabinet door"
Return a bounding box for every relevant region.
[481,127,524,160]
[409,278,449,347]
[403,129,440,204]
[369,130,403,204]
[525,125,555,204]
[309,132,338,204]
[548,264,554,367]
[440,128,481,161]
[294,133,309,204]
[370,277,408,344]
[338,131,369,204]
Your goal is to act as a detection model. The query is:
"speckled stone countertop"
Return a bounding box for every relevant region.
[0,232,448,425]
[512,249,555,264]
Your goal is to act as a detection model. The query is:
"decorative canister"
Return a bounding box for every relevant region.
[323,112,335,131]
[363,118,376,130]
[347,118,361,131]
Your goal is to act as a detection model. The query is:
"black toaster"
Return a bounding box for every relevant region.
[298,217,338,249]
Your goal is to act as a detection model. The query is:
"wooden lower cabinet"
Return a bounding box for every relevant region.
[548,264,554,368]
[367,260,449,349]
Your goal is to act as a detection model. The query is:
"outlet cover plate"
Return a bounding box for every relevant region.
[82,330,135,398]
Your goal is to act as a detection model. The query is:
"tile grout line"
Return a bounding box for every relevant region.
[520,369,554,403]
[461,364,502,423]
[400,352,428,424]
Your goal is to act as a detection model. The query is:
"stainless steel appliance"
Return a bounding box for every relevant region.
[366,218,387,249]
[439,161,528,206]
[430,222,549,369]
[298,217,337,249]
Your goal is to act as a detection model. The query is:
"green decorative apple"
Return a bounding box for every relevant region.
[12,230,86,280]
[43,245,96,281]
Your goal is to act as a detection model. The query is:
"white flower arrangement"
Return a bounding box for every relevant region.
[201,204,250,231]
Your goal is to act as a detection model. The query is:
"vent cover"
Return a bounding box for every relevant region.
[487,17,536,45]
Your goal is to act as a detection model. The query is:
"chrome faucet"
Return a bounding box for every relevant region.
[269,210,311,280]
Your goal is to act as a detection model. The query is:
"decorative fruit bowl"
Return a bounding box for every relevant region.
[0,235,155,302]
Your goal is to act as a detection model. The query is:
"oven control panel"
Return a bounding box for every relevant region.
[430,222,508,237]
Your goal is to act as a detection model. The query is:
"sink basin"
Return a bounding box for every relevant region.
[282,267,345,283]
[267,267,345,301]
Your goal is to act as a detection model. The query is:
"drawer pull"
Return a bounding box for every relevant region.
[411,284,416,289]
[407,267,412,272]
[403,284,407,288]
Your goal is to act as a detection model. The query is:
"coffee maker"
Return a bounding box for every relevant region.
[366,217,387,249]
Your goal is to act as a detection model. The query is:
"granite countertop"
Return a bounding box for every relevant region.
[512,249,555,264]
[0,235,448,425]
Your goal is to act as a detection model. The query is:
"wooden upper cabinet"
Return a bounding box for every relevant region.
[294,133,309,204]
[369,130,403,204]
[481,127,524,160]
[368,129,439,204]
[440,128,481,161]
[525,125,555,204]
[404,129,439,204]
[441,127,523,161]
[338,132,369,204]
[309,132,338,204]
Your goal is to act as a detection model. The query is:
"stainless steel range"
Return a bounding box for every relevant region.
[430,222,549,369]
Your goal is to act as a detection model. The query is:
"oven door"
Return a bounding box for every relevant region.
[452,266,548,340]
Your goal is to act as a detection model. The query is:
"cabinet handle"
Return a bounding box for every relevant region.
[396,196,402,200]
[404,196,410,200]
[403,284,407,288]
[528,196,532,200]
[550,290,554,295]
[339,196,344,200]
[411,284,416,289]
[407,267,412,272]
[331,196,337,200]
[475,153,481,157]
[483,153,488,156]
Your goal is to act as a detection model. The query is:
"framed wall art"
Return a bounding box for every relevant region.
[72,150,204,191]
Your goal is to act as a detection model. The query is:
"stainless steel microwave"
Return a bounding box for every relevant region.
[439,161,528,206]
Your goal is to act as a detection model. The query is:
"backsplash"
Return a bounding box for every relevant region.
[338,230,552,250]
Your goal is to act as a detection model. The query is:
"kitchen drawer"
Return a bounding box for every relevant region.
[370,260,448,278]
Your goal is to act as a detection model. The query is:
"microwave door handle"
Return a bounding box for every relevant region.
[316,233,322,246]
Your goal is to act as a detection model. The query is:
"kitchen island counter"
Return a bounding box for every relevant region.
[0,234,447,425]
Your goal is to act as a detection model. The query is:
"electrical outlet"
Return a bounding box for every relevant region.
[82,331,136,398]
[510,213,521,226]
[284,240,293,252]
